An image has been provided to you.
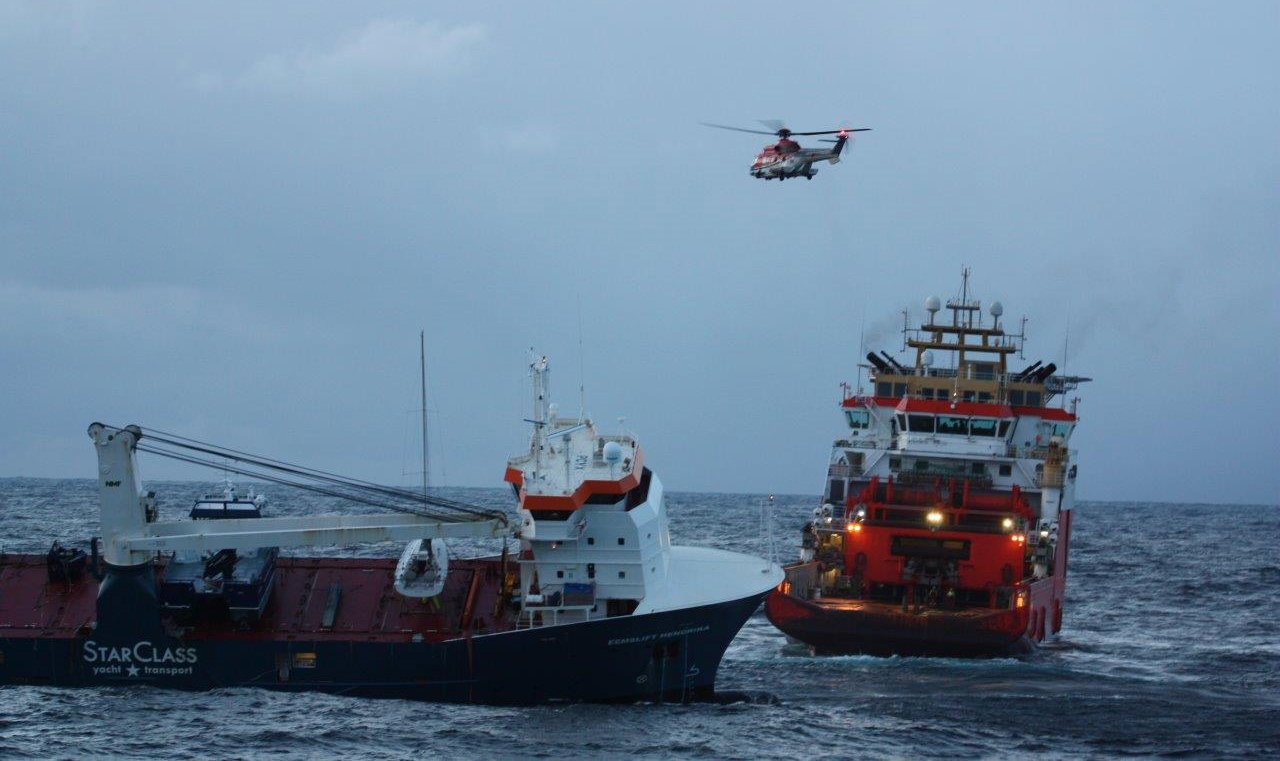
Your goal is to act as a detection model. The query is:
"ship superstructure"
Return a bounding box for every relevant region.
[766,271,1091,655]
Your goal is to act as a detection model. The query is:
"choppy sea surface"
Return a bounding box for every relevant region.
[0,478,1277,759]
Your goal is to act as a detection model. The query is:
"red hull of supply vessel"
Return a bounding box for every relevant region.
[765,272,1090,656]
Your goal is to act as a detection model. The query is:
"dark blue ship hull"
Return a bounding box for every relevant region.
[0,590,765,704]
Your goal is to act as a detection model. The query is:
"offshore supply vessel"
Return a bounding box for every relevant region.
[765,273,1090,656]
[0,357,781,702]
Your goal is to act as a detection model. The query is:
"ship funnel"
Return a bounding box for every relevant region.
[1012,360,1042,381]
[1031,362,1058,382]
[879,351,908,374]
[865,352,890,372]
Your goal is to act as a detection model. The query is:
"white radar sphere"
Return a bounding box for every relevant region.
[989,301,1004,317]
[924,295,942,313]
[547,402,559,419]
[602,441,623,465]
[922,350,935,367]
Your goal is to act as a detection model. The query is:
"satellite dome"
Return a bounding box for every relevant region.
[602,441,623,465]
[924,296,942,313]
[547,402,559,420]
[989,301,1004,317]
[922,350,934,367]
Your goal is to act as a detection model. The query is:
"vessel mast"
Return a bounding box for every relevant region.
[420,330,430,494]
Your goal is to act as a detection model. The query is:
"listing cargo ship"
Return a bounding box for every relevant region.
[765,272,1090,656]
[0,357,781,702]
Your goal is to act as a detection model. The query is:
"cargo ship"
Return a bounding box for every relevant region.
[765,272,1090,656]
[0,357,782,702]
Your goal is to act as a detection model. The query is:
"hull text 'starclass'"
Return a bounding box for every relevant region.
[0,357,781,702]
[765,271,1090,656]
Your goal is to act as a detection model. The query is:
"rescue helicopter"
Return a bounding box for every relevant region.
[701,120,871,180]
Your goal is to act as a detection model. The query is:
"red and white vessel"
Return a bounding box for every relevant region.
[766,272,1090,656]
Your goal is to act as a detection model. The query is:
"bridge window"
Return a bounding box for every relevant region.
[1053,423,1073,437]
[1026,391,1041,407]
[970,419,997,437]
[908,414,935,433]
[921,388,934,400]
[999,464,1012,476]
[893,383,907,398]
[962,390,976,402]
[1009,389,1025,406]
[936,416,968,435]
[877,381,892,396]
[937,388,951,400]
[998,421,1011,437]
[978,392,993,403]
[845,410,870,429]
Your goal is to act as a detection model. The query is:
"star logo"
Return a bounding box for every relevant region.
[126,664,140,677]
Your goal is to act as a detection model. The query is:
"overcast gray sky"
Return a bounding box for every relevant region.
[2,1,1277,503]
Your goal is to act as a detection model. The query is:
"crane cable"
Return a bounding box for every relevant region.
[103,425,506,524]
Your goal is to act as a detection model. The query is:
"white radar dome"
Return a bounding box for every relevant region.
[547,402,559,419]
[922,350,934,367]
[924,295,942,313]
[602,441,623,465]
[989,301,1004,317]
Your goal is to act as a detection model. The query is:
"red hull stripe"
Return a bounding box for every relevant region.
[1014,406,1076,421]
[895,399,1015,417]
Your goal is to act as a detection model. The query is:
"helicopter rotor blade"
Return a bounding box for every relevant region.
[700,122,779,136]
[757,119,787,133]
[789,128,873,136]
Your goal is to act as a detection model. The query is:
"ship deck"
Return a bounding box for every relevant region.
[0,553,514,644]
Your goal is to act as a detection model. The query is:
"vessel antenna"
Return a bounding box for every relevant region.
[577,294,586,422]
[856,305,866,394]
[420,330,430,494]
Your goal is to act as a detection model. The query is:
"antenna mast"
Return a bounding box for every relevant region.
[420,330,430,494]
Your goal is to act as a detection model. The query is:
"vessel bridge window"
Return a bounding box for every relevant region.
[877,381,892,396]
[936,416,968,435]
[969,419,997,437]
[845,410,870,429]
[998,421,1011,437]
[894,383,907,398]
[907,414,935,433]
[1009,389,1025,406]
[1026,391,1042,407]
[1052,423,1074,438]
[921,388,934,400]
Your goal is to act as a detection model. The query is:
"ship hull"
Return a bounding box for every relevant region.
[0,591,764,703]
[0,553,767,704]
[765,574,1063,658]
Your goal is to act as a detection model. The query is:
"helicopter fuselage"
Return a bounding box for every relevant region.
[750,135,846,180]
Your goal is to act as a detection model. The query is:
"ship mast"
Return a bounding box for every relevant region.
[421,331,433,494]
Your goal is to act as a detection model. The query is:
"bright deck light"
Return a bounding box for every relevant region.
[926,510,944,526]
[1002,517,1014,530]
